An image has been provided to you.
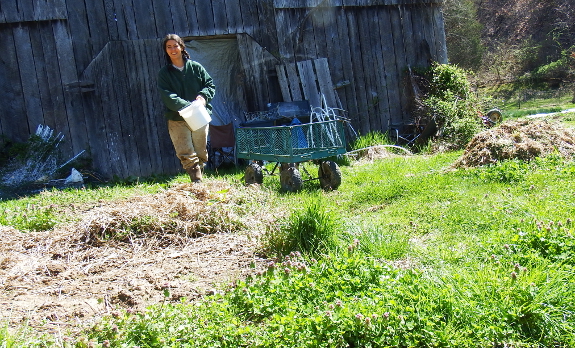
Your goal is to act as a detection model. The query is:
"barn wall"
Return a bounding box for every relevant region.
[274,1,447,135]
[0,0,447,179]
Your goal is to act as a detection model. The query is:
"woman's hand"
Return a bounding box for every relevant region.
[195,95,206,106]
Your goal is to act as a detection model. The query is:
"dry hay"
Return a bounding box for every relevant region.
[350,145,411,162]
[0,181,277,334]
[79,181,263,247]
[453,119,575,168]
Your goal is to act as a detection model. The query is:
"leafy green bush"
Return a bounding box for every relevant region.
[422,63,483,150]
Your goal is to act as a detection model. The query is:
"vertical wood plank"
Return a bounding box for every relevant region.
[0,0,19,23]
[84,0,110,64]
[152,0,174,37]
[225,0,244,33]
[285,62,303,101]
[131,0,156,39]
[212,0,229,34]
[389,7,409,125]
[195,1,216,36]
[400,5,415,68]
[409,3,426,68]
[184,0,200,36]
[137,39,164,175]
[297,60,321,107]
[30,22,56,131]
[314,59,337,109]
[274,8,296,60]
[240,0,259,38]
[104,0,119,41]
[275,65,293,101]
[358,9,382,132]
[422,5,436,61]
[0,25,28,142]
[53,20,87,157]
[122,0,139,39]
[66,0,93,76]
[13,24,45,132]
[96,44,128,177]
[334,7,358,127]
[110,42,142,176]
[81,43,115,179]
[313,6,342,106]
[169,0,189,35]
[432,4,448,63]
[124,40,151,175]
[346,10,369,134]
[377,8,400,129]
[370,8,393,130]
[111,0,129,39]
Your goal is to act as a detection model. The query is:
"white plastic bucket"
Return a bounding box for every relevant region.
[179,100,211,131]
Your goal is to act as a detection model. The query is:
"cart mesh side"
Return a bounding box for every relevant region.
[236,120,346,163]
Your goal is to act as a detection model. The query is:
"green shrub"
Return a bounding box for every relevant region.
[420,63,483,150]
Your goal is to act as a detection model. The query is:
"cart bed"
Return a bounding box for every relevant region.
[236,120,346,163]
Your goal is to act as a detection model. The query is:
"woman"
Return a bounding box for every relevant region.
[157,34,216,183]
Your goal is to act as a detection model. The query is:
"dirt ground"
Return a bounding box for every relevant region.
[0,181,272,336]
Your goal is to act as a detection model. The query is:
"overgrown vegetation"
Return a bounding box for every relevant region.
[413,63,484,150]
[444,0,575,102]
[2,108,575,346]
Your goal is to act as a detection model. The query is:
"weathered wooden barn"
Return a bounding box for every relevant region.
[0,0,447,179]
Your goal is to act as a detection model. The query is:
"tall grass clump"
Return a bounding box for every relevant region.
[350,131,390,150]
[261,200,340,257]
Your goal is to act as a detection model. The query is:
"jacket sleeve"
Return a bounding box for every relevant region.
[196,64,216,103]
[157,69,190,112]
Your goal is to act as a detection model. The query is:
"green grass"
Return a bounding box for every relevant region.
[497,94,575,120]
[4,149,575,347]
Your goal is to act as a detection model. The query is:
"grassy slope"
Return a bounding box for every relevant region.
[2,106,575,347]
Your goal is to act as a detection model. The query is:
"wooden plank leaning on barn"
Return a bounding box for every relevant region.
[297,60,322,108]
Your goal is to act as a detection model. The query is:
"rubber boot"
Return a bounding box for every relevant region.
[186,164,202,183]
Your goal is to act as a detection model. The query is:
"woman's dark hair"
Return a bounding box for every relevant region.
[162,34,190,65]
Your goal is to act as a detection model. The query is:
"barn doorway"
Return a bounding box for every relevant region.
[185,38,247,127]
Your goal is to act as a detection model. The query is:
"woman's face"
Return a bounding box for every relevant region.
[165,39,183,62]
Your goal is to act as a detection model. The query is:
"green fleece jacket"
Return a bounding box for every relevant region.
[157,59,216,121]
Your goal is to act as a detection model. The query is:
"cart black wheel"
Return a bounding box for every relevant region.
[318,161,342,190]
[280,166,303,192]
[245,162,263,185]
[486,109,503,125]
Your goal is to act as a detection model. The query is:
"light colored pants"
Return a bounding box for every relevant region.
[167,120,209,170]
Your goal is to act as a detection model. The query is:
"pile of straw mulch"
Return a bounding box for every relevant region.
[453,119,575,168]
[348,145,412,162]
[76,181,271,247]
